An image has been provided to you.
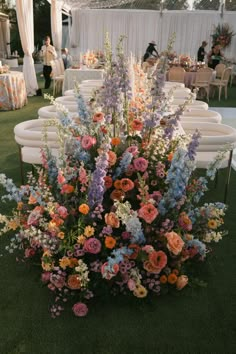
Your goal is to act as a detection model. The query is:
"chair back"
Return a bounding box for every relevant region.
[215,63,226,78]
[58,58,65,75]
[50,60,60,78]
[222,67,232,84]
[194,67,213,84]
[168,67,185,83]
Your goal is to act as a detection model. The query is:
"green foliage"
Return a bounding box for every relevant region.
[193,0,220,10]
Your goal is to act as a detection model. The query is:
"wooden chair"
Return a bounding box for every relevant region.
[168,67,185,83]
[191,67,214,101]
[50,59,64,96]
[215,63,226,79]
[210,67,232,101]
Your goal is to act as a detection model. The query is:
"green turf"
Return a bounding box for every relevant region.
[0,78,236,354]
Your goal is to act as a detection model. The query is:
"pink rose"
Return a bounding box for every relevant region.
[57,171,66,184]
[57,206,68,219]
[24,248,35,258]
[72,302,88,317]
[138,203,158,224]
[50,273,66,289]
[81,135,96,150]
[133,157,148,172]
[165,231,184,255]
[41,272,51,283]
[83,237,101,254]
[176,275,188,290]
[101,262,119,280]
[126,145,139,156]
[127,279,136,291]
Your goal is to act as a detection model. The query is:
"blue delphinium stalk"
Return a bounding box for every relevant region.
[186,130,201,160]
[113,151,133,179]
[158,147,195,215]
[76,92,91,126]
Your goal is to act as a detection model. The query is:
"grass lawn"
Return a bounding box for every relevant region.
[0,78,236,354]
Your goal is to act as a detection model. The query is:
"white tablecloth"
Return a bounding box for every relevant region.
[63,68,104,93]
[0,71,27,111]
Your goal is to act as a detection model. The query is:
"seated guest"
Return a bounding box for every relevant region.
[61,48,72,69]
[143,41,159,62]
[197,41,208,62]
[207,44,224,69]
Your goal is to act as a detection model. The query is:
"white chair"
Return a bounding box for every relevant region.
[168,67,186,83]
[14,119,60,183]
[230,64,236,87]
[164,82,185,89]
[180,109,222,123]
[50,59,64,96]
[210,67,232,101]
[55,96,77,105]
[64,89,75,96]
[171,99,208,110]
[38,105,78,119]
[181,121,236,202]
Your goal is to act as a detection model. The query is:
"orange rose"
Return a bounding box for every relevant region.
[131,119,143,131]
[61,184,74,194]
[120,178,135,192]
[67,274,81,289]
[93,112,104,123]
[110,189,125,201]
[111,137,121,146]
[105,236,116,249]
[167,273,177,284]
[104,212,120,228]
[69,258,79,268]
[160,275,168,284]
[78,204,90,215]
[113,180,122,189]
[107,150,117,166]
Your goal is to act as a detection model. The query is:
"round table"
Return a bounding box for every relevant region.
[0,71,27,111]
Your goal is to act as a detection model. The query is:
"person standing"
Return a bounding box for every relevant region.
[41,35,57,89]
[61,48,72,69]
[197,41,208,62]
[207,44,224,69]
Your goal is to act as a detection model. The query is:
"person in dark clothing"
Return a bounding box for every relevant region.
[197,41,208,62]
[207,44,224,69]
[143,41,159,62]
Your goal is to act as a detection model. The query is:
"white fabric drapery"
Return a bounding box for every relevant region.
[0,18,10,58]
[16,0,38,96]
[70,9,236,61]
[51,0,62,56]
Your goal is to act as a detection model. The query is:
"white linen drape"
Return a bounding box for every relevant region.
[0,19,10,58]
[16,0,38,96]
[51,0,62,56]
[70,9,236,61]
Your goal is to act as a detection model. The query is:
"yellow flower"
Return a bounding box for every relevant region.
[59,257,70,269]
[133,285,148,298]
[8,219,19,230]
[208,219,218,229]
[57,231,65,239]
[43,250,52,258]
[84,226,95,238]
[42,262,53,271]
[77,235,86,245]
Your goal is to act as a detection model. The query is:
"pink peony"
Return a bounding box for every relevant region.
[138,203,158,224]
[83,237,101,254]
[72,302,88,317]
[81,135,96,150]
[57,206,68,219]
[133,157,148,172]
[165,231,185,255]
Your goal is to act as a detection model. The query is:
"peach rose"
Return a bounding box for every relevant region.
[93,112,105,123]
[176,275,188,290]
[104,212,120,228]
[165,231,184,255]
[107,150,117,166]
[120,178,135,192]
[110,189,125,201]
[138,203,158,224]
[67,274,81,290]
[148,250,167,273]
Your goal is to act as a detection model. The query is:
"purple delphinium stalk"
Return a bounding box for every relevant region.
[186,130,201,160]
[88,144,109,208]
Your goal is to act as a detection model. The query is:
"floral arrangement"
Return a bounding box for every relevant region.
[82,50,105,68]
[0,35,228,318]
[212,23,235,48]
[179,55,191,67]
[0,64,10,74]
